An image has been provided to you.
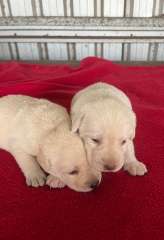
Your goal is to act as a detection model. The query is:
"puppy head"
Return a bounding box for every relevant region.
[71,100,136,172]
[37,130,101,192]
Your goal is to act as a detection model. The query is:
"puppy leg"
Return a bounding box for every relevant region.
[124,140,148,176]
[12,150,46,187]
[46,175,66,189]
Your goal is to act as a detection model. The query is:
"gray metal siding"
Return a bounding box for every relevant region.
[0,0,163,17]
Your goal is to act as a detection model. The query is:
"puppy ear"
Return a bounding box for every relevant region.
[71,111,85,133]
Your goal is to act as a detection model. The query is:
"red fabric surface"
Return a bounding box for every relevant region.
[0,57,164,240]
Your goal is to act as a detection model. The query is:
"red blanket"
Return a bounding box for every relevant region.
[0,57,164,240]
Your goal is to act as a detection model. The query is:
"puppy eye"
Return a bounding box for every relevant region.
[69,170,79,175]
[121,140,127,145]
[91,138,100,144]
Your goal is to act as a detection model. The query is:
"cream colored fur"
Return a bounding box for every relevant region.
[71,82,147,176]
[0,95,101,192]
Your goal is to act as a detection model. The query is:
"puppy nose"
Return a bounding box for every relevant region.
[90,180,99,189]
[104,164,115,171]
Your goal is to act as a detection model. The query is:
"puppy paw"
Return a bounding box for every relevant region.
[46,175,66,189]
[124,161,148,176]
[26,169,46,187]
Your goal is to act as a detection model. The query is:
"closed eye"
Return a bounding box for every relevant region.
[91,138,101,144]
[69,169,79,175]
[121,140,127,145]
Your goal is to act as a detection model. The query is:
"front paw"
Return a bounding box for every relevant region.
[26,169,46,187]
[46,175,66,189]
[124,161,148,176]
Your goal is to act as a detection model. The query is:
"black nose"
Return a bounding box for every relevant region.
[90,180,99,189]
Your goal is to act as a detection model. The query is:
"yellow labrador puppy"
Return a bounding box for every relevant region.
[71,82,147,176]
[0,95,101,192]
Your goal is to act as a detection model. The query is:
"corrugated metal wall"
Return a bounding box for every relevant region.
[1,41,164,62]
[0,0,164,62]
[0,0,164,17]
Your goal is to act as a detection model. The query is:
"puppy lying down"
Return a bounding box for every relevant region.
[71,82,147,176]
[0,95,101,192]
